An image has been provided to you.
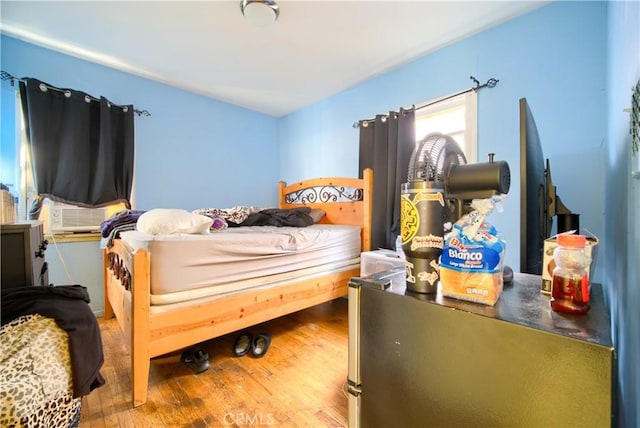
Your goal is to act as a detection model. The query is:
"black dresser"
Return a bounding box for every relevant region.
[348,271,616,427]
[1,221,48,289]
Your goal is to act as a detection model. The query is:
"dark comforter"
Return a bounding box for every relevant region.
[1,285,105,397]
[233,207,315,227]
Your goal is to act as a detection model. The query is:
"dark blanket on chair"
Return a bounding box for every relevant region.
[1,285,105,397]
[234,207,315,227]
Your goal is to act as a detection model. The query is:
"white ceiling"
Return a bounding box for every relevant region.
[0,1,547,117]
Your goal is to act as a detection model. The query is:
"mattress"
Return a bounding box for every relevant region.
[119,224,362,304]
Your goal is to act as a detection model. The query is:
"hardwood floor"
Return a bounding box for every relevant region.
[79,298,349,427]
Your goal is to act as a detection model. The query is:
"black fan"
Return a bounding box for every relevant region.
[408,132,467,182]
[401,132,468,294]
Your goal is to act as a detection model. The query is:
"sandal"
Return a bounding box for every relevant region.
[180,346,210,373]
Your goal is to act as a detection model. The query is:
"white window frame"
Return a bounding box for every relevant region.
[16,90,34,221]
[414,91,478,163]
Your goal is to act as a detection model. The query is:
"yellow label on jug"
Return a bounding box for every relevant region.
[401,193,419,244]
[401,191,445,245]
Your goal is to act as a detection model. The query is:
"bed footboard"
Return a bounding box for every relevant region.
[103,238,151,407]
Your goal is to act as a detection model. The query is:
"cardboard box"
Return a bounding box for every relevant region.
[541,232,599,294]
[360,250,406,277]
[1,189,16,224]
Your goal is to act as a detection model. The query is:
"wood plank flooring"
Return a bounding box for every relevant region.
[79,298,349,427]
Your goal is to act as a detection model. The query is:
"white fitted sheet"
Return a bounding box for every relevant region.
[119,224,361,304]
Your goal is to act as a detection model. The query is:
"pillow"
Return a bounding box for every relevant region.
[309,209,326,224]
[137,209,213,235]
[207,213,228,231]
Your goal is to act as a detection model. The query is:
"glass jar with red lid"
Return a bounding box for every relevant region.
[550,234,591,315]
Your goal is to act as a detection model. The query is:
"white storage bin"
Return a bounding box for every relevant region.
[360,250,406,276]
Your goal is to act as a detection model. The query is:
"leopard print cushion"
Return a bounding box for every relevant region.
[0,314,82,428]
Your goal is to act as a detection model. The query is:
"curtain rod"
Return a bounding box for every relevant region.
[353,75,499,128]
[1,71,151,117]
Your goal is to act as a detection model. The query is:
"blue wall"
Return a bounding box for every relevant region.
[0,34,280,318]
[605,1,639,426]
[0,36,280,211]
[280,1,607,284]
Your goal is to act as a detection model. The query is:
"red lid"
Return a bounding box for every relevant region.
[557,233,587,248]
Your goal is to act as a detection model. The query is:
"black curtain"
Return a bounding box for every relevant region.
[359,107,415,250]
[19,78,134,215]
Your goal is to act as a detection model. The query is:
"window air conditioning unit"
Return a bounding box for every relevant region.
[48,202,108,233]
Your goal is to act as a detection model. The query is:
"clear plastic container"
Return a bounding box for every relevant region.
[550,234,590,315]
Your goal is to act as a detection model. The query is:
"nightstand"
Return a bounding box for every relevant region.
[1,221,49,289]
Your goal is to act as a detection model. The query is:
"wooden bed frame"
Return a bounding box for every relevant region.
[103,169,372,407]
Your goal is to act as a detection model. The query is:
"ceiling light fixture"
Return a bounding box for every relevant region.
[240,0,280,27]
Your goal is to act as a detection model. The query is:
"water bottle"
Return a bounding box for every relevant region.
[400,180,445,294]
[550,234,590,315]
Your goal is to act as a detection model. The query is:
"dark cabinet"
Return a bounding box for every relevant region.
[1,221,49,289]
[348,272,616,427]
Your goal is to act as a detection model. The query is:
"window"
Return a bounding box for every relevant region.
[16,91,132,234]
[414,91,478,163]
